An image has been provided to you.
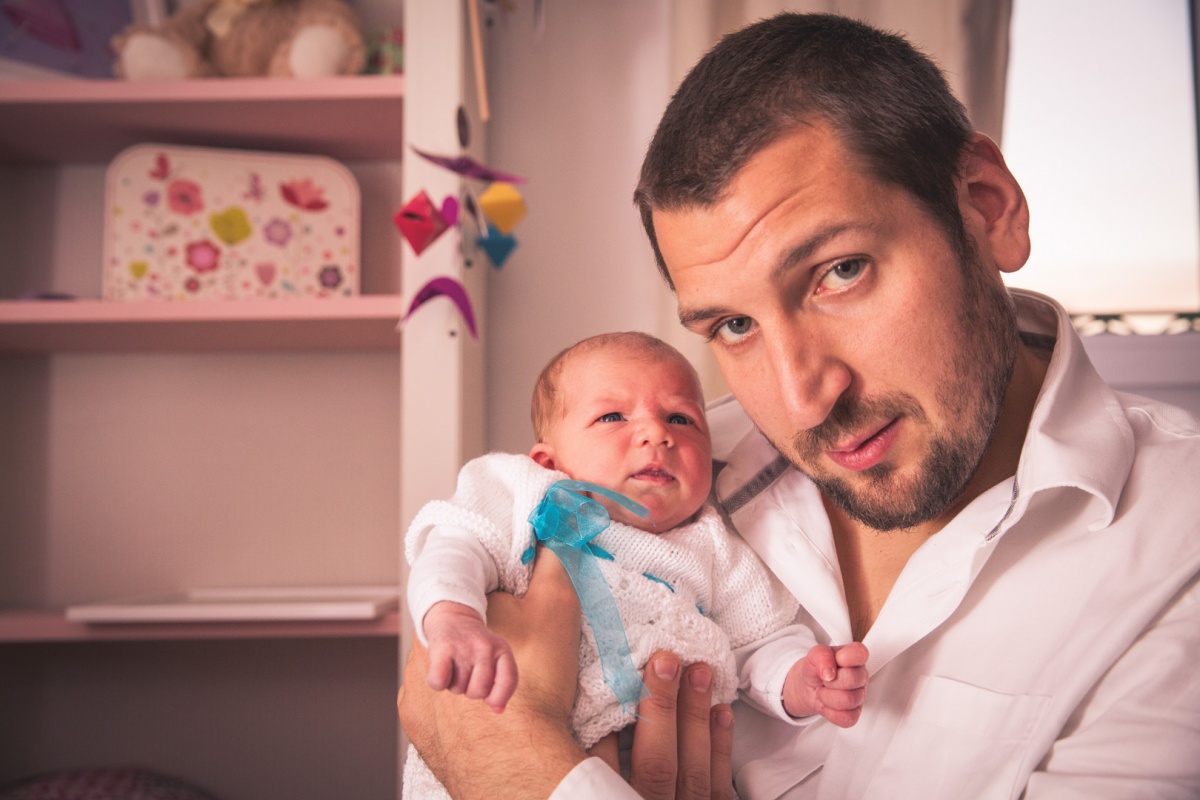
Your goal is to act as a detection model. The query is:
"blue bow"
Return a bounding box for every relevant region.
[527,479,651,713]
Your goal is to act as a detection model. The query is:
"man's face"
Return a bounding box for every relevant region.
[655,123,1017,531]
[533,348,713,533]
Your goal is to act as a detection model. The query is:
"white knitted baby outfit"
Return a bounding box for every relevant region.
[401,453,802,799]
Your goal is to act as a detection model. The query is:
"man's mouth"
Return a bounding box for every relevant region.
[825,418,901,472]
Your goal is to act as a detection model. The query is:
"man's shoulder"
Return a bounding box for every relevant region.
[706,394,755,461]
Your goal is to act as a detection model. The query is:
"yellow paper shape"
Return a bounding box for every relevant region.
[479,182,527,234]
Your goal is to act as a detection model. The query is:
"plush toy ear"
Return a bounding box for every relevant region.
[959,133,1031,274]
[266,3,366,78]
[112,28,210,80]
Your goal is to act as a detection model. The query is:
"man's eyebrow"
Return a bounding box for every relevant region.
[677,222,869,329]
[770,222,864,283]
[678,305,724,329]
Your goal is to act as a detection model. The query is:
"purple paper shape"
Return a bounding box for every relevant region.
[441,195,460,227]
[405,276,478,339]
[412,147,527,184]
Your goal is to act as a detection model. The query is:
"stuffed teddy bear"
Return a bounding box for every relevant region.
[112,0,366,80]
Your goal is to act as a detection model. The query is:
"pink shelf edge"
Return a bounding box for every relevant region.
[0,296,404,321]
[0,74,406,104]
[0,608,401,643]
[0,296,405,352]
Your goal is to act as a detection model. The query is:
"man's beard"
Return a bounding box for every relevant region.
[781,249,1019,532]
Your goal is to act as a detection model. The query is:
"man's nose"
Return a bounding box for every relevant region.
[767,324,851,431]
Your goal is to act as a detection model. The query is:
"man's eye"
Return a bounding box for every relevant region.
[820,257,867,290]
[597,412,624,422]
[714,316,754,343]
[667,413,692,425]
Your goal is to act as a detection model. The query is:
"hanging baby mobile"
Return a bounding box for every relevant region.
[394,146,528,341]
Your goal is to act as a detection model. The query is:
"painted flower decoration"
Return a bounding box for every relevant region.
[263,217,293,246]
[167,179,204,215]
[280,178,329,211]
[210,206,253,245]
[318,265,343,289]
[185,239,221,273]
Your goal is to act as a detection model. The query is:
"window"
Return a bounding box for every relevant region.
[1000,0,1200,317]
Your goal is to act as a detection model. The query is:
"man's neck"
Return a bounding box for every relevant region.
[830,342,1050,640]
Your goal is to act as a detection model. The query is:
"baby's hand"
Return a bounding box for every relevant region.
[422,600,519,713]
[782,642,869,728]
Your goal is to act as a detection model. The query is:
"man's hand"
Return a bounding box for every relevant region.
[630,654,735,800]
[398,550,586,800]
[782,642,869,728]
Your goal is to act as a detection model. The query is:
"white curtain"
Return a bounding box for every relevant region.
[654,0,1013,400]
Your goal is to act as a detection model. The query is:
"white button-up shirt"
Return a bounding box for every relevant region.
[550,291,1200,799]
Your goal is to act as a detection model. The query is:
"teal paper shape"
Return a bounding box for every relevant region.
[477,223,517,268]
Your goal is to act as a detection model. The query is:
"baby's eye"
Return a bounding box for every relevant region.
[597,412,624,423]
[667,414,693,425]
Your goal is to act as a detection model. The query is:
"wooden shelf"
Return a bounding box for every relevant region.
[0,608,401,643]
[0,75,405,164]
[0,296,405,352]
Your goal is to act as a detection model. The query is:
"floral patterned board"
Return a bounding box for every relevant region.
[103,144,360,301]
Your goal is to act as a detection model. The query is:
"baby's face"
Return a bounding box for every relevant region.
[531,347,712,533]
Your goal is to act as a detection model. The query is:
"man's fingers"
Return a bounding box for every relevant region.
[587,731,620,775]
[710,705,735,800]
[630,653,681,800]
[676,663,715,800]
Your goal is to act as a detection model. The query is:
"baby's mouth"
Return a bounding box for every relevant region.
[632,466,674,482]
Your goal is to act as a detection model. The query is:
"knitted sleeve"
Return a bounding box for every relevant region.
[404,453,564,598]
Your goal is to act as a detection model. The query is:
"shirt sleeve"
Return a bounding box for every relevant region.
[736,623,819,723]
[548,758,640,800]
[406,524,500,646]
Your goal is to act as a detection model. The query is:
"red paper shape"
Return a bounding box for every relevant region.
[404,276,477,339]
[393,190,448,255]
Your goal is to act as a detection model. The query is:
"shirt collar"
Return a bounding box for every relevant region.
[1010,290,1134,532]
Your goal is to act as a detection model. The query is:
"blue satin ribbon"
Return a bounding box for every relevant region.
[527,479,651,713]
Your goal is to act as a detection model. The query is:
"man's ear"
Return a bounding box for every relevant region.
[959,133,1031,274]
[529,442,557,470]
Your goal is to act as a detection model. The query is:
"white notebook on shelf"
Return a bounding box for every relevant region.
[66,586,399,624]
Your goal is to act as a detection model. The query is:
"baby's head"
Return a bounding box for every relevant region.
[529,332,712,533]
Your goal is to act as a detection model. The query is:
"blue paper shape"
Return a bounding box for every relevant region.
[477,224,517,268]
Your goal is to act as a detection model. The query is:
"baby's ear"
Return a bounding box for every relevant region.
[529,443,557,470]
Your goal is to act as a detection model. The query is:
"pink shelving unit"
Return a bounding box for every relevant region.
[0,7,476,796]
[0,77,408,645]
[0,75,405,163]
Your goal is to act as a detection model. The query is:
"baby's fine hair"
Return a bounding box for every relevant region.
[531,332,700,442]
